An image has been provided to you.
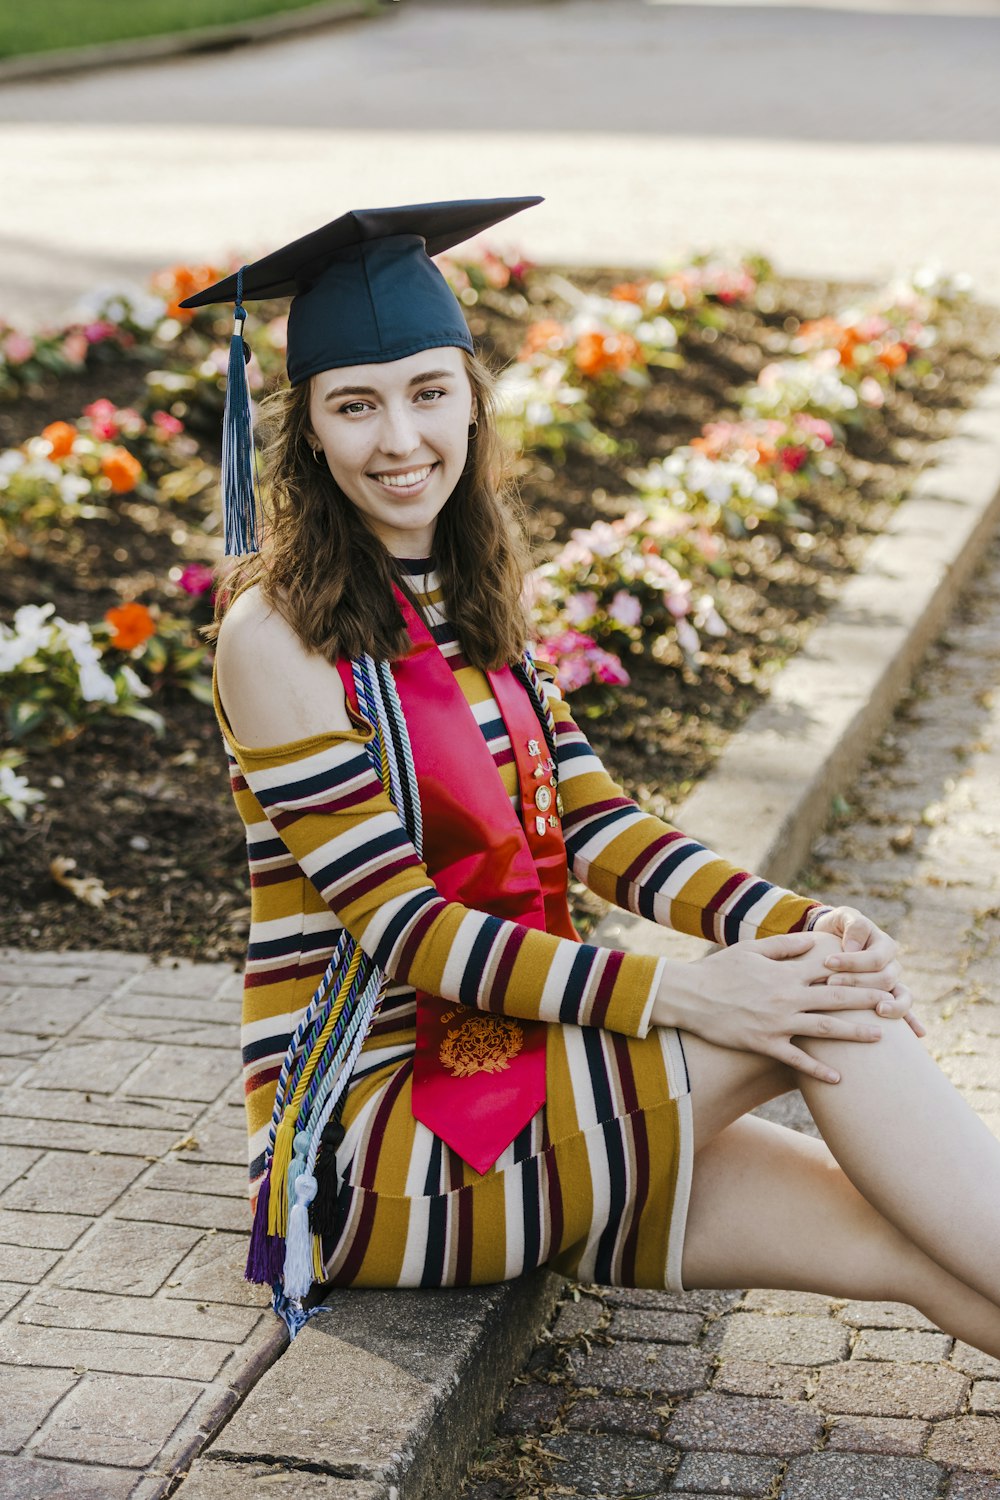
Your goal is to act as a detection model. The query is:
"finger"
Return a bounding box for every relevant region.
[775,1043,840,1085]
[790,1014,883,1044]
[816,960,902,990]
[799,985,902,1015]
[754,931,816,960]
[905,1010,928,1039]
[840,914,873,953]
[824,940,896,974]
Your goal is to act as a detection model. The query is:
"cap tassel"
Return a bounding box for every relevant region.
[221,266,262,556]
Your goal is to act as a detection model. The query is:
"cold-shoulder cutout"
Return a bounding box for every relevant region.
[213,589,372,754]
[211,657,374,760]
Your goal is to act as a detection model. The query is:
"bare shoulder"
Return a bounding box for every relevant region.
[216,583,351,747]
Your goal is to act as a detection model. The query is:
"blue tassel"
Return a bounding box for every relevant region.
[221,266,261,557]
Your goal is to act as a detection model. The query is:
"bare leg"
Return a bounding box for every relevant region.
[681,1112,1000,1358]
[793,1010,1000,1310]
[679,1018,1000,1335]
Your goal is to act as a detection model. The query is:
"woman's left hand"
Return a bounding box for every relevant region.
[810,905,925,1039]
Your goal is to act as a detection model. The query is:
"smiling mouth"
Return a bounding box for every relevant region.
[369,463,439,492]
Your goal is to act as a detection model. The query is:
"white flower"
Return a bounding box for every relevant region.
[77,659,119,704]
[58,474,91,505]
[73,282,167,331]
[0,603,57,671]
[119,664,152,699]
[0,449,25,476]
[54,618,118,703]
[0,762,45,820]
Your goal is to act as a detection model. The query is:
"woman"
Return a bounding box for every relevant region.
[189,198,1000,1351]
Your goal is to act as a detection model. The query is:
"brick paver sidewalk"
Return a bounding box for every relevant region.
[0,954,284,1499]
[461,533,1000,1497]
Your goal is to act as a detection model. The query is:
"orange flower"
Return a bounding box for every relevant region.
[609,282,644,304]
[519,318,567,360]
[877,342,908,372]
[152,262,225,321]
[41,421,77,459]
[574,330,641,378]
[100,446,143,494]
[105,601,156,651]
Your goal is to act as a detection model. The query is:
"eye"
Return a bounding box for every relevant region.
[337,400,371,415]
[416,388,447,402]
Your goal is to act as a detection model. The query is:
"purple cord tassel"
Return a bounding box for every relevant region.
[245,1170,285,1285]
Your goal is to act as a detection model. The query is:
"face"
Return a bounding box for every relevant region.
[307,345,477,557]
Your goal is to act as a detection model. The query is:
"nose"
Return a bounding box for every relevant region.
[376,399,422,459]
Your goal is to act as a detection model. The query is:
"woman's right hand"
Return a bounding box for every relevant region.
[650,930,906,1083]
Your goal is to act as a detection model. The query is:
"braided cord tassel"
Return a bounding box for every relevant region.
[250,652,424,1318]
[221,265,262,556]
[516,649,558,784]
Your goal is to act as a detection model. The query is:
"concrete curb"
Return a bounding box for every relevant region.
[0,0,385,86]
[594,360,1000,963]
[169,1272,562,1499]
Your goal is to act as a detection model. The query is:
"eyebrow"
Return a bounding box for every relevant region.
[322,368,456,400]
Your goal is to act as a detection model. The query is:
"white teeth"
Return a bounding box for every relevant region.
[373,465,434,488]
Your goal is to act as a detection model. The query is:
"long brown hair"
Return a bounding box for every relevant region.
[204,348,531,668]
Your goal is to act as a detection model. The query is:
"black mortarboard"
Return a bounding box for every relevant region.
[179,196,543,555]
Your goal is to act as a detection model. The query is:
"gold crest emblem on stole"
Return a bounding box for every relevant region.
[438,1014,525,1076]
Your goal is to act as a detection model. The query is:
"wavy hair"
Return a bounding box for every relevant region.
[203,348,531,669]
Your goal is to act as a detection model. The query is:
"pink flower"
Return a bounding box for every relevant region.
[152,410,184,436]
[607,590,642,629]
[2,331,35,363]
[178,563,216,596]
[83,320,119,344]
[587,648,630,686]
[539,628,597,657]
[61,331,89,366]
[554,656,593,693]
[562,590,599,625]
[83,399,120,440]
[664,587,692,619]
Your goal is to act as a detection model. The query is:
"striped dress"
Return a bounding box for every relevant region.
[213,560,825,1291]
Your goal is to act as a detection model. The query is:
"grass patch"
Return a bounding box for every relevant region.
[0,0,373,61]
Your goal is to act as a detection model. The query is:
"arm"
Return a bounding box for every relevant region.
[216,597,665,1039]
[536,667,834,943]
[230,729,665,1038]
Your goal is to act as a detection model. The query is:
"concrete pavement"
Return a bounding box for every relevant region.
[0,955,285,1499]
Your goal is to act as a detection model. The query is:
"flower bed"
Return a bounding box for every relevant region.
[0,249,996,958]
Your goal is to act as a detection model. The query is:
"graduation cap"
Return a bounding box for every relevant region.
[179,196,543,555]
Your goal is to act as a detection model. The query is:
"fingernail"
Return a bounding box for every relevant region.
[825,1070,840,1084]
[877,1002,892,1016]
[866,1028,882,1041]
[825,957,841,969]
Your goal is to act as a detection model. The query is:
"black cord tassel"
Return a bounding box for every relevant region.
[309,1112,347,1238]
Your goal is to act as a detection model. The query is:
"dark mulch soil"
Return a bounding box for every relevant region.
[2,266,998,961]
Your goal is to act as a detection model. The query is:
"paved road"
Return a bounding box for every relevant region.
[1,0,999,326]
[462,530,1000,1495]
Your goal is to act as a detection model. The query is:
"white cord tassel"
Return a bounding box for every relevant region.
[282,1171,318,1300]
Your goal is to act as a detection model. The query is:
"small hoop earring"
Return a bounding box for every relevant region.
[310,447,323,465]
[468,418,479,437]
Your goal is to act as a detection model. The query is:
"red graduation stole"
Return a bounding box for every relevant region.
[336,587,579,1175]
